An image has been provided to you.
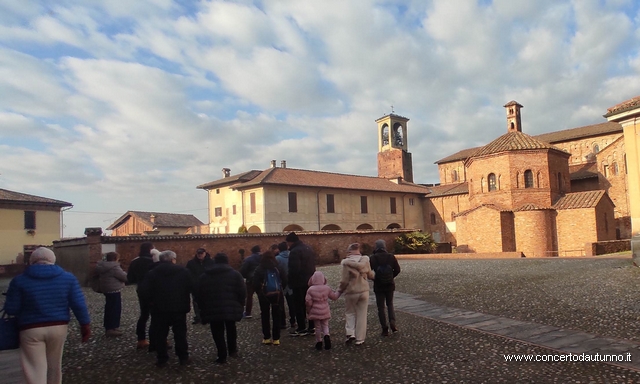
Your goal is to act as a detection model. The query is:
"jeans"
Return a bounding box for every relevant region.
[244,281,255,316]
[210,320,237,360]
[374,290,396,329]
[103,291,122,330]
[292,287,313,331]
[191,294,201,322]
[150,312,189,364]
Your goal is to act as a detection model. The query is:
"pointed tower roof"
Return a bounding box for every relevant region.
[470,131,568,159]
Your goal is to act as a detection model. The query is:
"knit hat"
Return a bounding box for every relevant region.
[285,232,299,243]
[214,253,229,264]
[374,239,387,251]
[30,247,56,265]
[150,249,161,263]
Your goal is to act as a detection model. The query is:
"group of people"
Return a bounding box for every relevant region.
[1,233,401,382]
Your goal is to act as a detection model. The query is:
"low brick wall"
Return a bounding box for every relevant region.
[53,228,417,285]
[585,239,631,256]
[0,263,26,279]
[397,252,524,260]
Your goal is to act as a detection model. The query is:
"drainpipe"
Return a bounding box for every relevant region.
[316,189,323,230]
[241,190,245,231]
[402,194,407,228]
[61,206,73,238]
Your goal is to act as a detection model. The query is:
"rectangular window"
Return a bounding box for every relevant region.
[214,207,222,217]
[216,189,220,194]
[360,196,368,214]
[250,192,256,213]
[232,205,237,215]
[409,198,415,206]
[390,197,397,214]
[24,211,36,230]
[288,192,297,212]
[327,194,335,213]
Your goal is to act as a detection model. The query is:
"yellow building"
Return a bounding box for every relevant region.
[604,96,640,264]
[0,188,72,265]
[197,115,427,234]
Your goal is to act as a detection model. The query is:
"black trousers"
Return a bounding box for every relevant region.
[278,292,295,327]
[292,287,313,331]
[209,320,237,360]
[374,290,396,329]
[103,292,121,330]
[150,312,188,363]
[135,293,150,341]
[258,294,281,340]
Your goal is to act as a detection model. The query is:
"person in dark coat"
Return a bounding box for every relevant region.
[369,239,401,336]
[185,248,213,324]
[196,253,246,364]
[286,232,316,336]
[127,241,155,349]
[239,245,261,319]
[252,251,287,345]
[138,250,193,367]
[95,251,127,337]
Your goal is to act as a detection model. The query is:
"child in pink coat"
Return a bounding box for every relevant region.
[305,271,341,350]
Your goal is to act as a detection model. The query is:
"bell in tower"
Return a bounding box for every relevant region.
[376,112,413,182]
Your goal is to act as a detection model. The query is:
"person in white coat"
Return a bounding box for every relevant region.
[338,243,374,345]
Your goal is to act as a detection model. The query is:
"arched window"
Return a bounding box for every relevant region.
[524,170,534,188]
[430,213,437,225]
[393,123,403,147]
[488,173,497,191]
[593,144,600,153]
[613,163,618,175]
[321,224,341,230]
[557,172,563,192]
[356,223,373,230]
[381,124,389,146]
[451,169,458,182]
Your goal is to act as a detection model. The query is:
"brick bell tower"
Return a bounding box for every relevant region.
[376,113,413,182]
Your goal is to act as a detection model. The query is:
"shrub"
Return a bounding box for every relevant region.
[238,225,248,233]
[394,232,437,254]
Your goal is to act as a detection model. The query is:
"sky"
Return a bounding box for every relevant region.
[1,0,639,238]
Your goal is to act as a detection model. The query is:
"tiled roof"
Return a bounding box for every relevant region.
[514,203,550,212]
[569,163,598,180]
[0,188,72,207]
[455,204,505,217]
[197,170,263,190]
[534,122,622,143]
[424,182,469,197]
[435,121,622,164]
[233,167,430,194]
[504,100,523,107]
[552,190,606,210]
[471,131,566,158]
[604,95,640,117]
[107,211,204,230]
[435,147,480,164]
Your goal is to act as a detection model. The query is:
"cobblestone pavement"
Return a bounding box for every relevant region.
[3,256,640,383]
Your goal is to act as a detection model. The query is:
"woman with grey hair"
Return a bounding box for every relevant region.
[3,247,91,384]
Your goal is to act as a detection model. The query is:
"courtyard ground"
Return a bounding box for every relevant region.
[2,255,640,383]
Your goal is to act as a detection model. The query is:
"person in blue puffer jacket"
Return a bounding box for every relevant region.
[3,247,90,384]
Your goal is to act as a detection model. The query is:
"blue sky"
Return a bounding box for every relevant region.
[1,0,639,237]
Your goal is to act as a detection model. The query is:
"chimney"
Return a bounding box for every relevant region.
[270,160,277,168]
[281,160,286,168]
[222,168,231,178]
[150,214,156,224]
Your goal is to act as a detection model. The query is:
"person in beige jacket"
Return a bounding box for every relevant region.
[338,243,374,345]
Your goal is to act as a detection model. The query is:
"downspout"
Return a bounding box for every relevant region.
[402,194,407,228]
[241,190,246,230]
[316,189,323,230]
[61,205,73,238]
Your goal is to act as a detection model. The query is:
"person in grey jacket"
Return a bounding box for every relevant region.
[95,252,128,337]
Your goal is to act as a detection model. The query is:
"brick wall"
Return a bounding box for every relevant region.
[377,150,413,182]
[596,137,630,239]
[555,208,597,256]
[586,239,631,256]
[514,209,555,257]
[455,206,505,253]
[54,229,416,284]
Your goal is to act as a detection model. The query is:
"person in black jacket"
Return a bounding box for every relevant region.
[139,250,193,368]
[127,242,155,349]
[185,248,213,324]
[252,251,287,345]
[196,253,246,364]
[285,232,316,336]
[239,245,261,319]
[369,239,401,336]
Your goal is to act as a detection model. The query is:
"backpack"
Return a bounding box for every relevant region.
[375,263,394,285]
[262,268,282,299]
[90,269,102,293]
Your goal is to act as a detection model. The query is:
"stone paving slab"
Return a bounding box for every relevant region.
[0,349,23,384]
